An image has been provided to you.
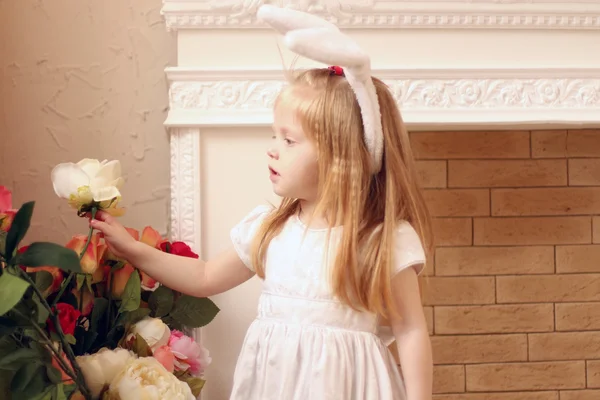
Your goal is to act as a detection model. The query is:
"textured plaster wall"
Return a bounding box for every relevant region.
[0,0,175,242]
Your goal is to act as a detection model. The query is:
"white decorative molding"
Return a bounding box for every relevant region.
[164,67,600,130]
[169,128,201,254]
[161,0,600,30]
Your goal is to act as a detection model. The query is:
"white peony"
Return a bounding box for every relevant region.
[51,158,125,216]
[106,357,195,400]
[129,317,171,352]
[76,347,137,399]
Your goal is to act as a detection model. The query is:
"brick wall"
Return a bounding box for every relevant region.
[413,130,600,400]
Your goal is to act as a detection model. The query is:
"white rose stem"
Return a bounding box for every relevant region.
[52,207,98,308]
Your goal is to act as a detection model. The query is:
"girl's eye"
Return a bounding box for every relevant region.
[284,138,294,145]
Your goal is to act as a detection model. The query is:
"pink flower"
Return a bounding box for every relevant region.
[153,345,175,373]
[0,186,12,212]
[168,330,211,377]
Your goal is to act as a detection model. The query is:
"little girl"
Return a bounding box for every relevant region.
[91,5,434,400]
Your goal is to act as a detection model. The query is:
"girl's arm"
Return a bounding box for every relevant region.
[91,211,255,298]
[389,266,433,400]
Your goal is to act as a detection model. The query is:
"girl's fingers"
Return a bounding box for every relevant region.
[90,218,110,233]
[95,210,115,224]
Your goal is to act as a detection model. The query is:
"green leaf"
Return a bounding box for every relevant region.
[16,242,81,273]
[132,333,152,357]
[5,201,35,261]
[65,334,76,345]
[169,295,220,328]
[119,270,141,312]
[0,272,30,316]
[10,363,47,397]
[33,295,49,324]
[90,297,108,330]
[148,286,174,318]
[34,270,54,295]
[75,274,92,292]
[45,364,62,384]
[125,307,151,324]
[0,348,39,370]
[181,376,206,397]
[52,383,68,400]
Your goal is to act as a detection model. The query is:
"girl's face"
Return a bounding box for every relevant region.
[267,102,318,201]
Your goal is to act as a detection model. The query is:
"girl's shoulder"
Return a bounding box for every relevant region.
[392,220,427,276]
[230,204,275,271]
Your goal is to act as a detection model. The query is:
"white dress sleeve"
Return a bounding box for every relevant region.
[230,205,273,272]
[392,221,426,276]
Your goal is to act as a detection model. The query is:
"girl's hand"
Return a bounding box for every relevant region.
[90,211,139,260]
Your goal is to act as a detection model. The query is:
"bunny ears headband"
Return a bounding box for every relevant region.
[257,5,384,174]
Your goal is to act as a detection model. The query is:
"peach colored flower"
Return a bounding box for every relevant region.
[153,345,175,373]
[168,330,211,376]
[51,351,74,384]
[138,226,167,291]
[24,264,63,297]
[109,263,135,298]
[66,233,106,282]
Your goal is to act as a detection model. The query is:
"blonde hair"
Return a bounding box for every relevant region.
[250,68,433,318]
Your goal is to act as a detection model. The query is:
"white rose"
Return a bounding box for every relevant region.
[51,158,125,215]
[76,347,136,399]
[129,317,171,351]
[106,357,195,400]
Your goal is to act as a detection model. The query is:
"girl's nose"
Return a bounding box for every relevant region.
[267,147,278,160]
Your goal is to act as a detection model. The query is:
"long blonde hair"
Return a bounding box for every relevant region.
[250,68,433,318]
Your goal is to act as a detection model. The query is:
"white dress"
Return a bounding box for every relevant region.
[229,205,426,400]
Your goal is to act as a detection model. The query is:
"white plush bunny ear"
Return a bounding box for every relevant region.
[257,5,384,174]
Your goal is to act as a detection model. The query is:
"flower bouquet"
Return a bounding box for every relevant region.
[0,159,219,400]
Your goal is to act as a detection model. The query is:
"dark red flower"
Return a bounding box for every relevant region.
[160,241,199,259]
[48,303,81,336]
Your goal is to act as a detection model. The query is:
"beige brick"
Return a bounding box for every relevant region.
[491,188,600,216]
[569,159,600,186]
[434,393,558,400]
[435,304,554,334]
[432,334,527,364]
[556,245,600,273]
[466,361,585,391]
[560,390,600,400]
[529,332,600,361]
[411,131,530,160]
[532,130,567,158]
[433,365,465,394]
[588,360,600,388]
[424,306,434,334]
[594,217,600,244]
[567,130,600,158]
[474,217,591,245]
[496,274,600,303]
[449,159,567,188]
[424,189,490,217]
[435,246,554,276]
[556,302,600,331]
[432,218,472,246]
[422,277,495,305]
[417,161,447,188]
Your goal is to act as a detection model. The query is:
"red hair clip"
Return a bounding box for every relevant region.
[328,66,345,77]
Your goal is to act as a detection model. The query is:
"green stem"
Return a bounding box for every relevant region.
[52,207,98,308]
